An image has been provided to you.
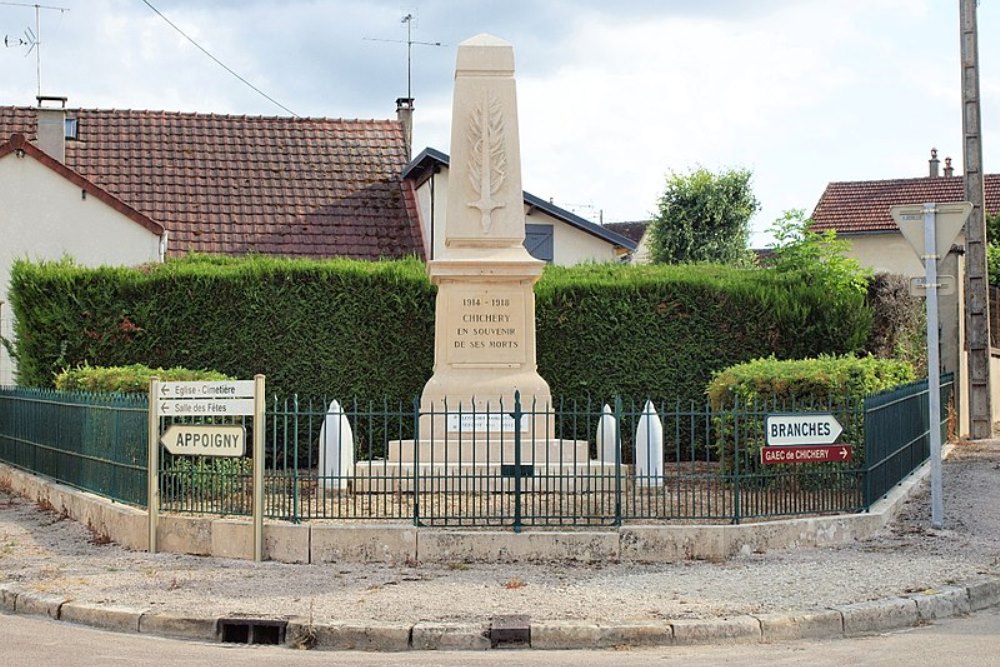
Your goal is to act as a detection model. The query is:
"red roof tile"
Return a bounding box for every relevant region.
[0,106,424,260]
[811,174,1000,235]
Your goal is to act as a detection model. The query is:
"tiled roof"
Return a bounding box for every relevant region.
[403,147,637,251]
[0,106,423,259]
[811,174,1000,235]
[603,221,649,244]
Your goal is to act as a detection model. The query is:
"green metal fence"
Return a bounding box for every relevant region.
[863,374,953,506]
[0,377,954,528]
[0,387,148,506]
[257,393,869,527]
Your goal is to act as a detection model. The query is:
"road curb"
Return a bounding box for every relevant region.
[754,609,844,642]
[14,590,67,620]
[1,576,998,651]
[138,610,219,641]
[60,601,144,633]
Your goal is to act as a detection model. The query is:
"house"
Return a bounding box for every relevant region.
[0,101,424,261]
[402,148,637,264]
[811,153,1000,276]
[0,99,426,384]
[0,132,165,384]
[810,151,1000,435]
[603,221,651,264]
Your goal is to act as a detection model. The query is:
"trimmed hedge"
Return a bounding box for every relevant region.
[10,256,872,404]
[707,354,915,477]
[9,255,435,403]
[535,263,872,404]
[55,363,230,394]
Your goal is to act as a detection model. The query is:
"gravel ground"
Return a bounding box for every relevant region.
[1,441,998,625]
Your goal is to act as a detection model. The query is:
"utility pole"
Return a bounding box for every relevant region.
[959,0,992,439]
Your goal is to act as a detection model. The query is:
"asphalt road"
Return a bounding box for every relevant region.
[3,606,998,666]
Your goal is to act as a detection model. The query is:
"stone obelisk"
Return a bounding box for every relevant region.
[420,33,552,437]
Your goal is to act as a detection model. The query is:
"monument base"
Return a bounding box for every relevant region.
[387,437,590,464]
[352,461,631,494]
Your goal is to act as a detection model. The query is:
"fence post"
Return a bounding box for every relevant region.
[613,395,623,527]
[147,376,159,554]
[732,398,741,525]
[412,396,421,527]
[513,390,523,534]
[862,395,872,510]
[252,374,265,562]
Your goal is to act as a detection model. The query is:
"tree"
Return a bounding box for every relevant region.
[647,167,759,265]
[767,209,870,296]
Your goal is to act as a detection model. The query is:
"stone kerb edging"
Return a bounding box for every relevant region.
[2,579,998,650]
[0,456,934,565]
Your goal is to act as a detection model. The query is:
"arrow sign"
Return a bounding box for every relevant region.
[158,380,254,400]
[160,425,246,457]
[765,413,843,446]
[760,444,854,465]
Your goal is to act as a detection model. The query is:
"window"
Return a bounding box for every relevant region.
[524,224,554,263]
[65,118,78,140]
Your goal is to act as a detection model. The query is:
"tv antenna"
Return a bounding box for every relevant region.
[364,13,445,103]
[1,2,70,98]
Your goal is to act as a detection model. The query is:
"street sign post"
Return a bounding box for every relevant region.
[765,413,843,446]
[148,376,265,561]
[890,201,972,529]
[160,424,246,457]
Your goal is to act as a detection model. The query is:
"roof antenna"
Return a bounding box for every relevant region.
[364,12,445,103]
[1,2,70,98]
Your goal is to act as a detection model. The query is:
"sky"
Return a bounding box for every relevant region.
[1,0,998,247]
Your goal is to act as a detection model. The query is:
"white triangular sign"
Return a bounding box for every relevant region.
[890,202,972,265]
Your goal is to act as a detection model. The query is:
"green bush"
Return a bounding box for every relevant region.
[10,255,872,408]
[54,363,230,393]
[864,273,926,376]
[707,354,914,483]
[161,456,252,515]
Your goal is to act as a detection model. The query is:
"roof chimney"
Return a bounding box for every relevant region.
[928,147,940,177]
[35,95,67,162]
[944,157,954,177]
[396,97,414,160]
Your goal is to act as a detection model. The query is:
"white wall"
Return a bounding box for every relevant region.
[0,152,162,384]
[412,166,621,265]
[540,209,620,264]
[843,233,925,276]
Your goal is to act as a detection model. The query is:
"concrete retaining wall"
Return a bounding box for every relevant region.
[0,457,929,565]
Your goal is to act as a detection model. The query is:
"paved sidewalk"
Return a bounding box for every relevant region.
[1,441,998,650]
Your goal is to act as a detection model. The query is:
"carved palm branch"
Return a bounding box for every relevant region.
[467,92,507,233]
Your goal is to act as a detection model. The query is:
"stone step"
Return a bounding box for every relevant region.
[351,462,632,494]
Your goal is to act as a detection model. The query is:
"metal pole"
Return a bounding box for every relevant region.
[924,204,945,528]
[147,377,160,553]
[252,374,265,561]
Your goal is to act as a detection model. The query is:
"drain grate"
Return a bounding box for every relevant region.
[218,618,287,645]
[490,614,530,648]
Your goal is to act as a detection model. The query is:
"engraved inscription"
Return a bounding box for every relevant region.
[466,91,507,233]
[446,289,526,365]
[447,412,529,433]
